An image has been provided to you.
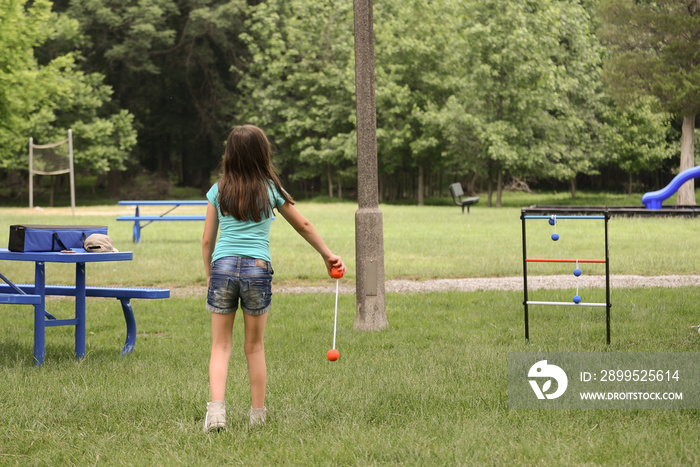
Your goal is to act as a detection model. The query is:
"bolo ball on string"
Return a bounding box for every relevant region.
[327,266,344,362]
[573,261,582,304]
[549,215,559,241]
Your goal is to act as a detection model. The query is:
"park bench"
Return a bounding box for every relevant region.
[0,282,169,359]
[117,200,207,243]
[448,183,480,214]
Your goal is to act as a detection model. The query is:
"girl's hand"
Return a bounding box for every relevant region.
[325,254,346,277]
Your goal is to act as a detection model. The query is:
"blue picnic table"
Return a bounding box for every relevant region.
[0,248,169,365]
[117,200,208,243]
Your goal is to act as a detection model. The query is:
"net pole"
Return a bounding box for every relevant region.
[29,137,34,209]
[68,129,75,215]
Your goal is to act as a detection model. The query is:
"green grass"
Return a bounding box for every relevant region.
[1,194,699,285]
[1,195,700,465]
[1,288,699,464]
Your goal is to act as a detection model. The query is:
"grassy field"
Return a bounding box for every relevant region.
[1,192,699,465]
[1,191,699,286]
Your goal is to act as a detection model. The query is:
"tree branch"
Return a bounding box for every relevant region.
[149,16,192,57]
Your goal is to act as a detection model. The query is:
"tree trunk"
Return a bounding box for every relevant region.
[677,113,696,205]
[571,177,577,198]
[628,173,633,196]
[108,170,122,198]
[338,176,343,200]
[468,173,478,196]
[156,133,169,179]
[49,176,55,207]
[327,163,333,198]
[496,167,503,208]
[417,165,424,206]
[426,170,431,197]
[487,161,494,207]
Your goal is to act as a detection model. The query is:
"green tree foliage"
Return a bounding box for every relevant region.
[1,0,681,202]
[237,0,356,198]
[234,0,676,204]
[431,0,612,205]
[57,0,248,187]
[238,0,611,204]
[600,0,700,204]
[0,0,51,163]
[373,0,458,204]
[600,96,674,194]
[0,0,136,173]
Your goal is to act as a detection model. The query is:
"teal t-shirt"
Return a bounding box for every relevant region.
[206,182,286,263]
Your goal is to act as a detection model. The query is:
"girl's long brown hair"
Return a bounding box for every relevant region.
[217,125,294,221]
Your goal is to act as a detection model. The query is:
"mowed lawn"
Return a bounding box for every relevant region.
[1,195,699,285]
[0,196,699,465]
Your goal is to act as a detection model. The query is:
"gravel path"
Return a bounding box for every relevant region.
[271,275,700,295]
[170,275,700,297]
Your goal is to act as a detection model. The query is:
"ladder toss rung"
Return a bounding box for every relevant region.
[525,258,606,263]
[525,300,608,307]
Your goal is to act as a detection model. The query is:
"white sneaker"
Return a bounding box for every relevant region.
[204,401,226,432]
[248,407,267,428]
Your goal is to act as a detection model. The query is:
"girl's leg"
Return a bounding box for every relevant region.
[243,312,268,408]
[209,312,236,402]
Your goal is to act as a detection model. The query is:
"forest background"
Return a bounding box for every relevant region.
[1,0,699,207]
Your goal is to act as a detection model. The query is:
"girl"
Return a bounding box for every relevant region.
[202,125,345,432]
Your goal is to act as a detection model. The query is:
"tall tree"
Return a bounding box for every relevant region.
[59,0,248,190]
[600,96,674,194]
[437,0,605,205]
[237,0,356,197]
[0,0,53,164]
[600,0,700,204]
[0,0,136,175]
[373,0,458,205]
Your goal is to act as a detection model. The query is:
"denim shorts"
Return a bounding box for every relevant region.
[206,257,274,316]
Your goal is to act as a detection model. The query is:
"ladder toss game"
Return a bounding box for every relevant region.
[521,209,612,344]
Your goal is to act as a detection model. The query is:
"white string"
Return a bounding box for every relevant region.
[332,279,339,349]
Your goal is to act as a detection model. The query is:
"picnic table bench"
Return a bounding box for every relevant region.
[0,282,169,362]
[117,200,207,243]
[0,292,42,305]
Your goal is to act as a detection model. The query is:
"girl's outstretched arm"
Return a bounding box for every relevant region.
[202,202,219,288]
[278,201,346,276]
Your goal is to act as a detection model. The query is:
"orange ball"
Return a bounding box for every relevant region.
[326,349,339,361]
[331,267,344,279]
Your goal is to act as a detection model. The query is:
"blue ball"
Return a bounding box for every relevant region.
[551,233,559,241]
[573,268,582,277]
[573,295,581,304]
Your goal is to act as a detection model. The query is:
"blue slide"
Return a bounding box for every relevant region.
[642,165,700,209]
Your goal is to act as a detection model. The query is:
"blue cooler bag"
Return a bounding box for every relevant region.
[8,225,108,252]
